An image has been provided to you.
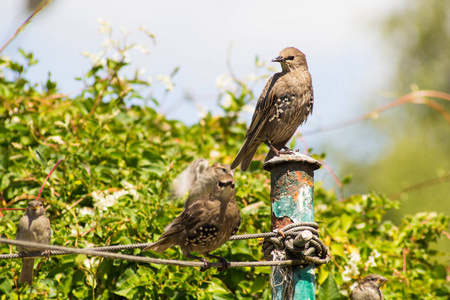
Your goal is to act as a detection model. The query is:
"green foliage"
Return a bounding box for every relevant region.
[0,44,448,299]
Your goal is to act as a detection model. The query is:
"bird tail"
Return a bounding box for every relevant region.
[142,238,173,253]
[19,258,34,285]
[231,140,258,172]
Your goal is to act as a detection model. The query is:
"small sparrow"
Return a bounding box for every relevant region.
[16,200,52,285]
[351,274,388,300]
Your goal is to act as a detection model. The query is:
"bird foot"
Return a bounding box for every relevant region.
[199,258,211,272]
[280,147,295,155]
[206,254,229,271]
[186,253,212,272]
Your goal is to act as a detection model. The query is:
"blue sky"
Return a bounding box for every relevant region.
[1,0,403,188]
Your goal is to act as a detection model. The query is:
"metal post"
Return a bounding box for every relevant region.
[263,152,321,300]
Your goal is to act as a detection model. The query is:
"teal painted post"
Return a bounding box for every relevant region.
[263,152,321,300]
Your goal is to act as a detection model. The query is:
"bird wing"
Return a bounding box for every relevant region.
[160,202,206,238]
[15,215,29,240]
[245,73,281,146]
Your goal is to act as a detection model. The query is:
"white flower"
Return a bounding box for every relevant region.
[11,142,23,149]
[133,43,150,54]
[79,207,95,216]
[355,223,365,229]
[54,121,67,128]
[100,38,117,49]
[97,19,111,34]
[216,74,234,91]
[342,250,361,282]
[209,150,220,159]
[242,104,255,113]
[365,249,381,268]
[350,282,359,291]
[11,116,21,124]
[92,186,138,211]
[372,249,381,258]
[137,67,146,77]
[49,135,64,145]
[349,251,361,263]
[342,263,360,282]
[81,51,106,67]
[220,93,233,108]
[156,75,174,91]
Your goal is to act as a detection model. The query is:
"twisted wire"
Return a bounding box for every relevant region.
[0,223,330,268]
[262,222,330,265]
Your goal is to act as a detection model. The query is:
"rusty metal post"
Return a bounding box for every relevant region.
[263,152,321,300]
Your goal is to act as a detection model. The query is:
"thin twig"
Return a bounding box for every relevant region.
[303,90,450,136]
[36,159,64,201]
[0,0,53,54]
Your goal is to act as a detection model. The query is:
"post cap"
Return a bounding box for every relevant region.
[263,152,322,172]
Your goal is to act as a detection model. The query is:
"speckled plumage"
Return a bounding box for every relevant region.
[15,200,52,285]
[351,274,387,300]
[145,174,240,271]
[231,47,313,171]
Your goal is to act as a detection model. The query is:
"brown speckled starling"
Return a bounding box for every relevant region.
[144,174,240,271]
[351,274,388,300]
[172,159,234,208]
[231,47,313,171]
[15,200,52,285]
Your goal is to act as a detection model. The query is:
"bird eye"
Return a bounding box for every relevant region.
[286,55,295,60]
[221,167,227,173]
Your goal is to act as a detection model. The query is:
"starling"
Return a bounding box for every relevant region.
[231,47,313,171]
[351,274,388,300]
[172,159,234,208]
[144,174,241,271]
[15,200,52,285]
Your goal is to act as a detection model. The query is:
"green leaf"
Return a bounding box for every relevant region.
[318,274,340,300]
[250,276,267,294]
[34,149,48,168]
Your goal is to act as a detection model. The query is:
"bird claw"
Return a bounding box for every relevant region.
[199,259,211,272]
[280,147,295,155]
[205,254,229,272]
[217,259,229,272]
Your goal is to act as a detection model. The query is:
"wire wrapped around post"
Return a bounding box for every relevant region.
[263,152,324,300]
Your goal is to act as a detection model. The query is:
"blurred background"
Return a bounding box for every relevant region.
[1,0,449,249]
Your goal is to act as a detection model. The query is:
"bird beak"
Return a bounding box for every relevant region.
[31,204,39,210]
[377,277,388,285]
[272,56,284,63]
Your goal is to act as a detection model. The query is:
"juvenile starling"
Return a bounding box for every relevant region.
[15,200,52,285]
[144,174,241,271]
[231,47,313,171]
[172,159,234,208]
[351,274,388,300]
